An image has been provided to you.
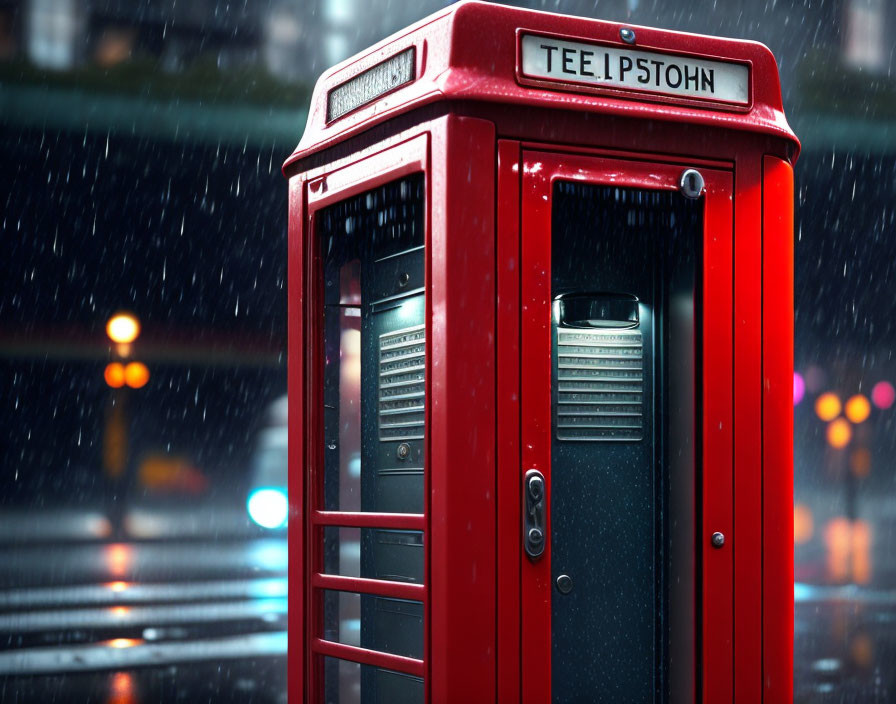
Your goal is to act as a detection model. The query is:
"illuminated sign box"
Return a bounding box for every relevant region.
[520,33,749,105]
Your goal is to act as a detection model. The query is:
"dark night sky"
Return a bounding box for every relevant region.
[0,128,288,504]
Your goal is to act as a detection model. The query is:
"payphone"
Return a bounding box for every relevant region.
[285,2,798,702]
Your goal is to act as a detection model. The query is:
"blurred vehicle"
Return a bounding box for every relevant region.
[247,395,288,530]
[137,453,209,494]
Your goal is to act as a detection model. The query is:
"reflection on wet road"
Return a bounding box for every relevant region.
[795,583,896,702]
[0,537,287,703]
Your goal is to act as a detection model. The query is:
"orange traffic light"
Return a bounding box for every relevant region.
[104,362,126,388]
[124,362,150,389]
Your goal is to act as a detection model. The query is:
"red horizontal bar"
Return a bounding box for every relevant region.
[312,638,425,678]
[312,573,425,601]
[312,510,425,531]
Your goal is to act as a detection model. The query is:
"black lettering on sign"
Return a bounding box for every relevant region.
[636,58,650,84]
[650,59,664,86]
[604,53,612,80]
[684,64,699,90]
[701,67,715,93]
[562,47,575,74]
[666,63,682,88]
[619,56,633,81]
[541,44,557,72]
[580,50,594,77]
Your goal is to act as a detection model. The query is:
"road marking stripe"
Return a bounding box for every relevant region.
[0,598,287,632]
[0,577,286,608]
[0,631,287,675]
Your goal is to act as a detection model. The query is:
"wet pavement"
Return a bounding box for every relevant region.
[0,519,287,703]
[795,584,896,703]
[3,512,896,702]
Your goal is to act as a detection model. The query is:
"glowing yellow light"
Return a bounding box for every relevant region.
[845,394,871,424]
[124,362,150,389]
[106,313,141,344]
[104,362,126,388]
[107,581,129,592]
[793,504,814,544]
[815,392,842,422]
[106,638,141,649]
[827,418,852,449]
[111,606,129,617]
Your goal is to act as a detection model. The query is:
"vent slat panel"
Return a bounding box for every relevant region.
[379,325,425,441]
[555,328,644,442]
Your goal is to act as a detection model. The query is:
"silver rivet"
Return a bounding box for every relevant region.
[680,169,705,199]
[556,574,573,594]
[528,527,544,546]
[620,27,636,44]
[711,532,725,548]
[396,442,410,460]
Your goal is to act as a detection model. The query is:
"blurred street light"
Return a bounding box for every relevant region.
[793,371,806,406]
[816,392,842,422]
[871,381,895,409]
[827,418,852,449]
[102,313,149,537]
[106,312,141,345]
[845,394,871,424]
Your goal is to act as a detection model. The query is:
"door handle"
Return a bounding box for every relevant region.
[524,469,546,559]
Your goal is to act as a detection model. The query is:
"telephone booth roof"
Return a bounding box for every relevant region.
[285,0,799,170]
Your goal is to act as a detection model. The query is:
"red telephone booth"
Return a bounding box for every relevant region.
[284,2,798,702]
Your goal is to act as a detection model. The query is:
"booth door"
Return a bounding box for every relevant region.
[519,151,734,703]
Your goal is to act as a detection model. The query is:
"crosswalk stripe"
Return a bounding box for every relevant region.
[0,577,287,608]
[0,631,287,675]
[0,597,287,632]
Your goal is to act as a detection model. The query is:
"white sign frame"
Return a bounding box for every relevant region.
[519,33,750,106]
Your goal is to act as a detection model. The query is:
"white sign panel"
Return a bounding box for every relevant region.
[520,34,749,105]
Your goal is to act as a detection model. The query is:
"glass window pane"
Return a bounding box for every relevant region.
[319,173,426,516]
[322,657,423,704]
[322,527,424,583]
[322,591,423,659]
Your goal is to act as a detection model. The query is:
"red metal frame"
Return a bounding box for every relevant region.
[290,116,498,702]
[496,139,522,704]
[287,2,798,702]
[427,114,497,701]
[302,133,430,702]
[286,173,305,704]
[733,149,763,704]
[762,155,795,702]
